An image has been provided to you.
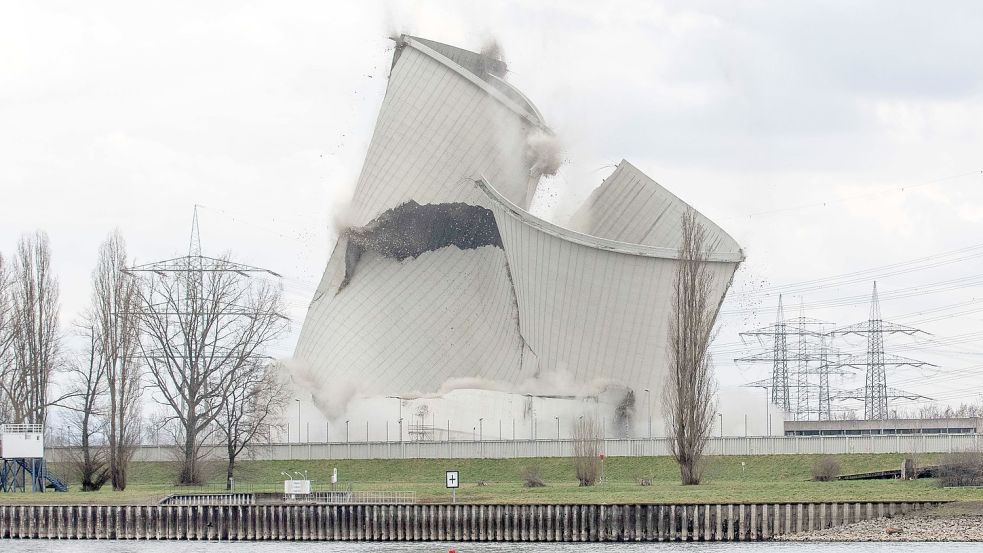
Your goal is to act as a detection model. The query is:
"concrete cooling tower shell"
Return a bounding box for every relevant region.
[292,35,744,420]
[345,35,545,226]
[475,176,741,397]
[568,160,743,258]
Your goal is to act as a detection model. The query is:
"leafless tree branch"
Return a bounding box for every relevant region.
[64,314,110,491]
[131,253,287,484]
[0,253,14,422]
[92,231,143,490]
[218,360,289,489]
[0,232,62,425]
[572,415,602,486]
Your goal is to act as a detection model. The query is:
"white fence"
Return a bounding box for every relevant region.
[308,491,418,504]
[46,433,982,463]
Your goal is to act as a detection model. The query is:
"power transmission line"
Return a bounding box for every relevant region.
[721,169,982,221]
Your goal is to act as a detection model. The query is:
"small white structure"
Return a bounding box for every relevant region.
[0,424,44,459]
[283,479,312,495]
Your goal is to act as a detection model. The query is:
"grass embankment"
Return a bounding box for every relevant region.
[4,453,982,505]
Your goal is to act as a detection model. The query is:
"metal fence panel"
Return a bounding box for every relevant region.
[44,433,982,463]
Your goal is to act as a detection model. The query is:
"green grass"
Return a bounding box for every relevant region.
[4,453,982,505]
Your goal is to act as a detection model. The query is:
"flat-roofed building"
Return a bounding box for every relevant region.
[784,418,983,436]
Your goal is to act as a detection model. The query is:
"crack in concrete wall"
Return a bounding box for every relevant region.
[340,201,504,290]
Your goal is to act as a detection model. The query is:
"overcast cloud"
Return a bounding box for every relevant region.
[2,1,982,411]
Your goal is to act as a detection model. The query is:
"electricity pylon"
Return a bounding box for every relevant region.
[832,282,933,420]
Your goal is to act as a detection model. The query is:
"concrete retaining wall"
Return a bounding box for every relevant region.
[0,501,943,541]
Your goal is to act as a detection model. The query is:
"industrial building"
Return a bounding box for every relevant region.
[784,418,983,436]
[289,36,747,440]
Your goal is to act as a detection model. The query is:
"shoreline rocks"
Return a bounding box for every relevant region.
[777,511,983,542]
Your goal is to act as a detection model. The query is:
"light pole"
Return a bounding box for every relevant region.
[387,396,403,443]
[744,383,771,436]
[760,385,771,435]
[765,388,771,435]
[479,418,484,441]
[555,416,560,439]
[345,420,350,443]
[295,398,301,444]
[644,388,651,438]
[718,413,723,437]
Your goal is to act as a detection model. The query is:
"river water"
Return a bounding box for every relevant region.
[0,542,978,552]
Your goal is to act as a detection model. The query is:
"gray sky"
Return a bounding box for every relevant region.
[3,1,982,411]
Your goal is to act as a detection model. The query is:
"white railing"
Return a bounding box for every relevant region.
[161,492,257,506]
[305,491,417,504]
[161,490,417,505]
[0,424,43,434]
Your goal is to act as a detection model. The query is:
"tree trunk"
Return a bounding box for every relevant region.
[80,409,93,491]
[109,426,123,491]
[109,406,130,490]
[108,397,119,489]
[679,454,699,486]
[181,416,198,485]
[226,446,236,491]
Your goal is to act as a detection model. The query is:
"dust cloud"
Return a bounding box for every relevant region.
[525,129,563,177]
[283,359,359,420]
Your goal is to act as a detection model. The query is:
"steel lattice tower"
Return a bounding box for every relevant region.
[833,282,933,420]
[122,206,286,368]
[795,301,810,418]
[866,283,887,418]
[773,296,790,411]
[739,295,791,412]
[737,295,832,420]
[818,334,832,421]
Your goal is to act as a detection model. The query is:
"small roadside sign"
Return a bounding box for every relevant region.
[446,470,459,503]
[446,470,460,489]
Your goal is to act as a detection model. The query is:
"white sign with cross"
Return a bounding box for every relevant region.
[445,470,459,489]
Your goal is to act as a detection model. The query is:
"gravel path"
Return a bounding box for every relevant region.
[776,507,983,542]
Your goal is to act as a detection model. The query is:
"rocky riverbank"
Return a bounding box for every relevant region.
[777,501,983,542]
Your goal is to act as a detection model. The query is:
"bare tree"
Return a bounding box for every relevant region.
[218,361,288,490]
[0,253,14,422]
[132,255,287,485]
[572,415,602,486]
[64,315,110,491]
[663,210,720,486]
[3,232,62,425]
[92,232,142,491]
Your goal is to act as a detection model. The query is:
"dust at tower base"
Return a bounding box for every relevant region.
[288,35,744,439]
